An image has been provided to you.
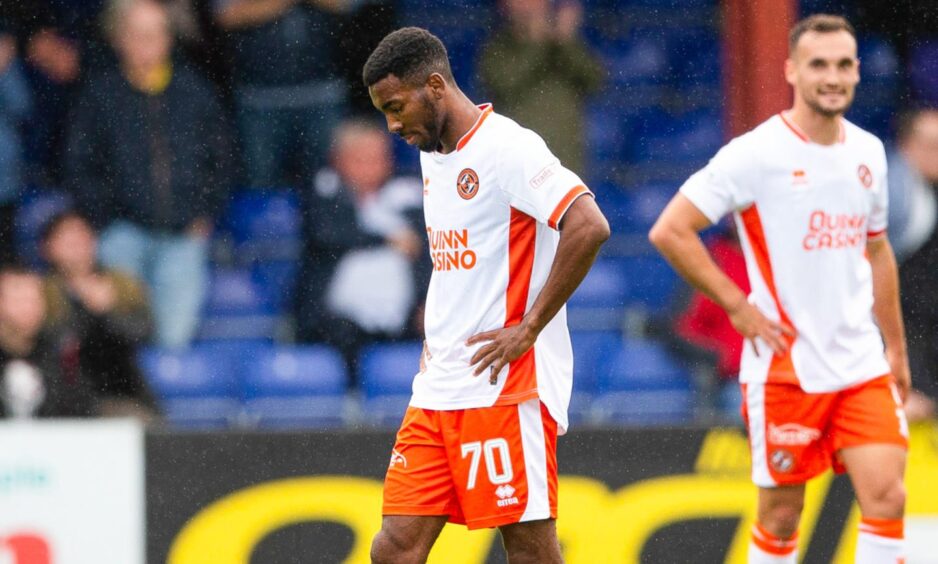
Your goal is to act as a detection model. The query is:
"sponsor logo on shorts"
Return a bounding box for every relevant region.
[770,449,795,473]
[495,484,519,507]
[768,423,821,446]
[389,449,407,469]
[457,168,480,200]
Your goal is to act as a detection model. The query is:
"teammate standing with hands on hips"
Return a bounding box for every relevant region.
[363,27,609,563]
[651,15,909,564]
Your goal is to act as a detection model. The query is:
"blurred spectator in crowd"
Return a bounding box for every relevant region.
[895,108,938,419]
[0,264,97,418]
[479,0,602,175]
[296,120,427,382]
[65,0,233,348]
[0,30,31,265]
[214,0,350,186]
[41,212,160,422]
[335,1,397,116]
[888,109,938,261]
[1,0,106,184]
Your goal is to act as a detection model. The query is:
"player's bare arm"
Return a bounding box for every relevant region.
[467,195,609,377]
[867,236,911,401]
[648,193,794,357]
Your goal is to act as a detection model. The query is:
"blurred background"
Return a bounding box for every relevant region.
[0,0,937,562]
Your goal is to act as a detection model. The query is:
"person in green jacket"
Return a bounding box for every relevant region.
[479,0,603,176]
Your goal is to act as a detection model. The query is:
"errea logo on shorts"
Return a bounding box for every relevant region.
[496,484,519,507]
[769,423,821,446]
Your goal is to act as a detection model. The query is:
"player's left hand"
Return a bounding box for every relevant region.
[887,349,911,403]
[467,323,538,382]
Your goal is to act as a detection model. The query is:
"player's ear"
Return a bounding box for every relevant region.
[784,58,797,87]
[426,73,447,99]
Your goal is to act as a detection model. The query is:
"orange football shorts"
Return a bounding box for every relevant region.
[382,398,558,530]
[741,374,908,487]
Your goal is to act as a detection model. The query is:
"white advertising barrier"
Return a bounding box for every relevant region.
[0,420,145,564]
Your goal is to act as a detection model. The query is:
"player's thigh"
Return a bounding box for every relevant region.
[444,400,558,530]
[839,444,907,518]
[371,515,448,564]
[831,376,908,517]
[498,518,562,564]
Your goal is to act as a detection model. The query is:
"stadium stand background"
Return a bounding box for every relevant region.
[8,0,934,429]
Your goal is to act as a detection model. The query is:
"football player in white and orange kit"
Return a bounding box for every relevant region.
[650,15,909,564]
[363,28,609,563]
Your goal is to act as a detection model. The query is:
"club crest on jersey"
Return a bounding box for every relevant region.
[857,164,873,189]
[457,168,480,200]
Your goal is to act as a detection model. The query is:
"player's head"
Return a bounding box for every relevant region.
[785,14,859,118]
[363,27,456,152]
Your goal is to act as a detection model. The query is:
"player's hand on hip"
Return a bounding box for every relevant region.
[886,349,911,403]
[727,299,795,358]
[466,323,538,382]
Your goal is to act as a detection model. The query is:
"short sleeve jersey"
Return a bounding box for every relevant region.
[413,104,592,432]
[680,113,890,393]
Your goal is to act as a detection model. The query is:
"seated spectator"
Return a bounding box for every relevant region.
[40,212,160,422]
[296,120,427,382]
[65,0,233,348]
[0,29,31,264]
[895,108,938,420]
[479,0,603,175]
[0,264,97,418]
[214,0,350,186]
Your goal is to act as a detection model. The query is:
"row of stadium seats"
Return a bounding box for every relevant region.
[138,335,695,429]
[14,186,679,335]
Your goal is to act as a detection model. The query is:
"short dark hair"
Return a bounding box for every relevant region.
[362,27,454,88]
[896,106,938,144]
[789,14,856,55]
[40,210,92,244]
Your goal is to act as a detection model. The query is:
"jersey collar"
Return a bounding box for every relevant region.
[779,111,846,145]
[455,103,494,151]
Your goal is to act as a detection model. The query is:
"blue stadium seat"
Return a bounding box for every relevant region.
[251,260,298,313]
[138,346,241,428]
[242,345,348,428]
[222,190,301,262]
[198,268,279,342]
[15,188,73,265]
[567,258,627,331]
[570,331,621,423]
[359,342,423,427]
[593,338,693,424]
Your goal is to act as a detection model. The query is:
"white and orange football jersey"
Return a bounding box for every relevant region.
[680,113,891,393]
[412,104,592,432]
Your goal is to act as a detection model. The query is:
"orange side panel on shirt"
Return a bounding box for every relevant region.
[497,209,538,405]
[739,205,798,384]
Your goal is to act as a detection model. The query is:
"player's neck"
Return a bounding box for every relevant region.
[785,105,842,145]
[438,92,483,154]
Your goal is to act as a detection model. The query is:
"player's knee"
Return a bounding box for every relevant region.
[762,502,803,538]
[370,528,427,564]
[865,478,906,518]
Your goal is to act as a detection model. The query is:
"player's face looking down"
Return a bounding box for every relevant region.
[369,73,446,153]
[785,29,860,118]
